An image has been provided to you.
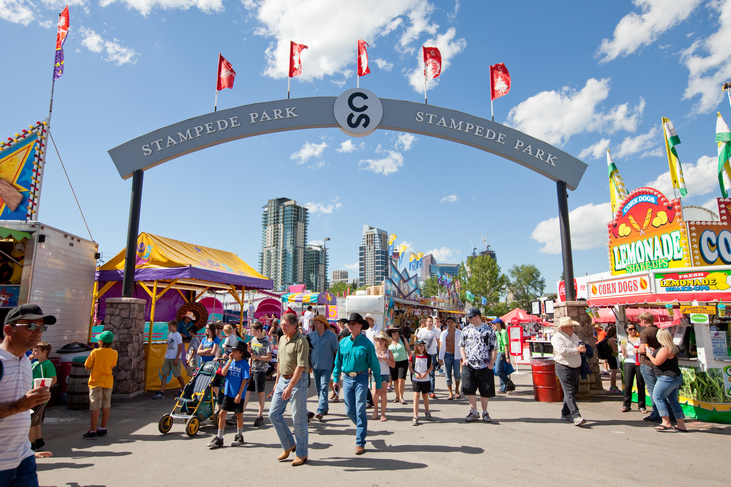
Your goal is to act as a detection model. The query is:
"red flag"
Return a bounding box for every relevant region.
[56,6,69,49]
[423,46,441,80]
[217,54,236,91]
[289,41,308,77]
[490,63,511,100]
[357,39,370,77]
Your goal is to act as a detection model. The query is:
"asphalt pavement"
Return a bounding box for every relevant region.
[35,369,730,487]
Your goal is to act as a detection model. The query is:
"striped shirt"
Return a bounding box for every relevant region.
[0,347,33,471]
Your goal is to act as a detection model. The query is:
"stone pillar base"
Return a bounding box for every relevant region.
[104,297,146,395]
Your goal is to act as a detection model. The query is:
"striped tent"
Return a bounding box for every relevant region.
[281,292,337,305]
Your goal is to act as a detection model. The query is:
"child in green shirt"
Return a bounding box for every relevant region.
[29,342,57,451]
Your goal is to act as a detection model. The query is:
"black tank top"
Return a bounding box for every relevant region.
[654,352,681,377]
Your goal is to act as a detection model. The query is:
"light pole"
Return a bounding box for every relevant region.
[323,237,330,292]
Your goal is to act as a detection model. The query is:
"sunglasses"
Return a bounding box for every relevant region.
[627,327,636,331]
[14,323,48,332]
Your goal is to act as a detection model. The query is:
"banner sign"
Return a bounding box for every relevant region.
[680,305,717,315]
[586,273,652,301]
[608,188,690,275]
[0,120,48,220]
[686,199,731,267]
[654,269,731,296]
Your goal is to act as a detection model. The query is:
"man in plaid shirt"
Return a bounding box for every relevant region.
[459,308,497,423]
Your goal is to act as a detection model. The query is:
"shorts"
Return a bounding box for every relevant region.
[220,395,244,414]
[412,380,431,394]
[30,402,47,426]
[390,360,409,381]
[607,356,618,370]
[461,364,495,398]
[161,358,182,378]
[380,374,390,385]
[248,370,266,394]
[89,387,113,410]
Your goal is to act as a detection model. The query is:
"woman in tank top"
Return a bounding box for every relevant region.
[646,328,687,432]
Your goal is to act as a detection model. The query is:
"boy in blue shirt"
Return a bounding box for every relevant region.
[207,340,250,449]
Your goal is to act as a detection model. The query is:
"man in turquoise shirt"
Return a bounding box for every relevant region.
[332,313,381,455]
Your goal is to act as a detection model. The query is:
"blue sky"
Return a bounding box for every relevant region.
[2,0,731,293]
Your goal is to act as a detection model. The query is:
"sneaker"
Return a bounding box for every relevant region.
[465,410,480,422]
[482,411,492,423]
[429,393,436,399]
[506,381,516,392]
[254,416,264,427]
[96,428,108,437]
[207,436,224,449]
[411,417,419,426]
[574,416,586,427]
[231,434,245,447]
[560,415,572,422]
[152,392,164,400]
[82,430,97,440]
[424,411,432,420]
[609,387,621,393]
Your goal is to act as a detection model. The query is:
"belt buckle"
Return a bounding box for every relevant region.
[348,372,358,378]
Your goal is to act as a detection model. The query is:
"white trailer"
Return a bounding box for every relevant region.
[0,221,98,351]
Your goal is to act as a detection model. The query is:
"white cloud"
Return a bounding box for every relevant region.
[398,0,437,51]
[506,78,644,146]
[579,138,611,160]
[305,201,342,214]
[531,202,613,254]
[596,0,701,63]
[358,150,404,175]
[406,27,467,92]
[426,246,459,262]
[0,0,37,26]
[701,197,721,214]
[99,0,224,16]
[614,127,659,159]
[395,133,416,150]
[396,241,414,254]
[440,194,458,203]
[342,262,359,271]
[80,27,139,65]
[373,58,393,71]
[682,0,731,114]
[641,148,664,158]
[290,141,327,164]
[644,154,729,198]
[245,0,439,80]
[337,140,364,153]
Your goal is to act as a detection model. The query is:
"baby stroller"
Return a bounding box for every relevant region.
[158,360,219,437]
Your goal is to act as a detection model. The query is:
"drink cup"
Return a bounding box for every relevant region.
[34,378,52,389]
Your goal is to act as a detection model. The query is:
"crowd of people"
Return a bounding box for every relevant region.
[0,303,691,484]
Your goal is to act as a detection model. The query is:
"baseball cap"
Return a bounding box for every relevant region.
[491,318,504,325]
[413,338,425,346]
[4,304,57,326]
[98,331,114,344]
[466,307,481,319]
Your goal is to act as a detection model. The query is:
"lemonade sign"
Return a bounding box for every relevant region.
[608,188,690,275]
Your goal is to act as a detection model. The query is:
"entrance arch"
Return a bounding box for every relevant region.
[109,89,588,300]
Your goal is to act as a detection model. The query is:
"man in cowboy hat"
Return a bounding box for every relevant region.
[332,312,381,455]
[177,311,196,341]
[551,316,587,426]
[0,304,56,486]
[308,314,338,421]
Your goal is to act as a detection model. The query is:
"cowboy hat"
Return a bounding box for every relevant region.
[374,331,392,345]
[347,312,369,329]
[554,317,580,328]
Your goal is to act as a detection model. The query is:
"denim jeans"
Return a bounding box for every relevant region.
[640,363,659,419]
[444,352,461,386]
[268,374,308,458]
[653,375,685,419]
[0,455,38,487]
[342,373,369,447]
[495,352,510,392]
[312,368,332,415]
[429,353,438,391]
[555,363,581,419]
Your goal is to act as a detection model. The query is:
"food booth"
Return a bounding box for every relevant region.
[585,188,731,423]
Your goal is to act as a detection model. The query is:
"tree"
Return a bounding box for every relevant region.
[421,276,439,298]
[458,254,507,309]
[329,281,348,294]
[508,264,546,311]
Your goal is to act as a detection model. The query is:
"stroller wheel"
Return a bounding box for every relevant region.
[158,414,173,434]
[185,416,200,437]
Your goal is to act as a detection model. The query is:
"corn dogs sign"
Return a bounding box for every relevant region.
[608,187,690,275]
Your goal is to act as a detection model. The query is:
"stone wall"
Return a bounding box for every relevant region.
[103,297,145,397]
[553,301,603,392]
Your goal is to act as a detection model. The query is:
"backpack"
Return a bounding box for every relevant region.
[596,337,612,360]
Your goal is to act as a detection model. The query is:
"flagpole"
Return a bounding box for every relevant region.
[288,77,290,100]
[214,90,218,113]
[47,12,63,128]
[424,69,428,105]
[490,65,494,121]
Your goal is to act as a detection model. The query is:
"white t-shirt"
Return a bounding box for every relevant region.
[0,348,34,470]
[410,354,431,382]
[166,331,183,359]
[416,327,439,355]
[365,324,383,345]
[626,336,641,364]
[302,311,313,333]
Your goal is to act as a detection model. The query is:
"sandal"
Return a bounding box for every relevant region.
[380,416,387,422]
[400,399,407,405]
[654,425,673,431]
[393,398,400,403]
[673,426,688,432]
[447,395,454,400]
[620,407,630,412]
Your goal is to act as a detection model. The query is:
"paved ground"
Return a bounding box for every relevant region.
[35,370,730,487]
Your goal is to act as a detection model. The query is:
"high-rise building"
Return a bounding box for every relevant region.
[259,198,308,291]
[332,270,348,281]
[304,244,328,292]
[359,225,388,287]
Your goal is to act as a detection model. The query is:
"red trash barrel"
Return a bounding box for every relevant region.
[531,358,564,402]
